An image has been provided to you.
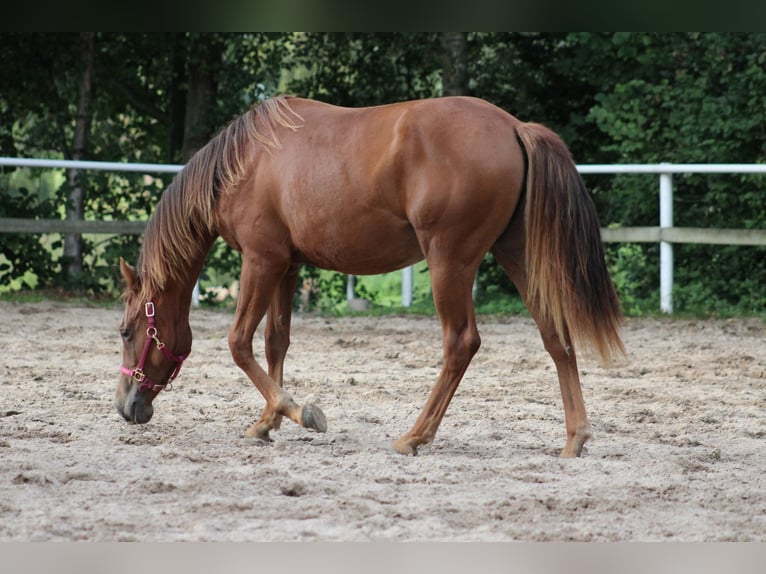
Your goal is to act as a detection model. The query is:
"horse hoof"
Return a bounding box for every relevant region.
[560,445,587,458]
[559,442,586,458]
[301,403,327,433]
[244,422,272,441]
[392,438,418,456]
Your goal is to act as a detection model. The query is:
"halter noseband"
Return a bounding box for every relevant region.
[119,301,189,393]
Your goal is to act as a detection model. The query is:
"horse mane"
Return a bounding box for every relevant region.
[134,96,304,300]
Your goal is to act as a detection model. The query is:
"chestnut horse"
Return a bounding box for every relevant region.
[116,96,624,457]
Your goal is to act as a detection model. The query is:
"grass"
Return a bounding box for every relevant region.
[3,267,763,322]
[0,287,121,308]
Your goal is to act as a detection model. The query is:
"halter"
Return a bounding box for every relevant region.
[119,301,189,393]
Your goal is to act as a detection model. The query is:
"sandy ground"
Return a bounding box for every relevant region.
[0,300,764,541]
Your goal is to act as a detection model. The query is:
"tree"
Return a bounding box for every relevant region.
[587,33,766,313]
[440,32,468,97]
[62,32,96,283]
[286,33,441,106]
[1,33,764,314]
[0,33,85,291]
[180,34,225,161]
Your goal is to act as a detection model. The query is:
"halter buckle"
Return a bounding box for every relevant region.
[145,301,155,318]
[138,379,166,393]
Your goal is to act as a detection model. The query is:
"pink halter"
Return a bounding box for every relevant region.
[119,301,189,392]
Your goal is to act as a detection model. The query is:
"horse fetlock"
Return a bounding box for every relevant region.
[273,392,299,416]
[245,408,292,441]
[560,425,592,458]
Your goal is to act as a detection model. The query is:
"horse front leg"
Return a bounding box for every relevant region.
[230,256,326,441]
[250,264,300,436]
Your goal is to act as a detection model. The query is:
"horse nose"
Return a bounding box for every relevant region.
[130,399,154,424]
[127,397,154,424]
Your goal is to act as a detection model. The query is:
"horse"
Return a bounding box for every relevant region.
[116,95,624,458]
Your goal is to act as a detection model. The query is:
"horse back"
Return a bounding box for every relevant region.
[216,97,526,274]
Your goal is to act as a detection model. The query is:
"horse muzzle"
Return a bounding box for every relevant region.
[115,380,155,424]
[124,398,154,424]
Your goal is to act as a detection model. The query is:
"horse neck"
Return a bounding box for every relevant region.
[143,230,217,320]
[174,232,216,306]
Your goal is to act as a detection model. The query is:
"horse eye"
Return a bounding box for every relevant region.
[120,328,133,341]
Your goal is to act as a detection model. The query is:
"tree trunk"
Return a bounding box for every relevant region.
[63,32,95,285]
[180,34,223,162]
[440,32,469,97]
[167,33,188,163]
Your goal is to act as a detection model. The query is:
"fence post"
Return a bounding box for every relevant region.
[401,266,414,307]
[192,278,200,307]
[659,171,674,313]
[346,274,355,301]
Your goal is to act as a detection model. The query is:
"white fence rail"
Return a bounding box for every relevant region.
[2,158,766,313]
[579,163,766,312]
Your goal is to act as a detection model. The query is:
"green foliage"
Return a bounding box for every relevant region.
[0,170,59,292]
[2,33,766,316]
[671,244,766,316]
[352,262,433,309]
[314,269,353,313]
[605,242,658,316]
[588,33,766,316]
[286,33,442,106]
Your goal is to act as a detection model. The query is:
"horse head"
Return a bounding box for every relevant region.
[115,257,191,424]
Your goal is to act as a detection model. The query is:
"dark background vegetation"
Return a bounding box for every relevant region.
[1,33,764,315]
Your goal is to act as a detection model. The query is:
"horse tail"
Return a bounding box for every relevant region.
[514,121,625,364]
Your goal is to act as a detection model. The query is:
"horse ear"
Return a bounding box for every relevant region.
[119,257,139,292]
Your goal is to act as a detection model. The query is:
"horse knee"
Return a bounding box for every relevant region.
[228,331,253,367]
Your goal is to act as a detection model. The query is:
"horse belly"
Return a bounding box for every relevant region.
[289,207,423,275]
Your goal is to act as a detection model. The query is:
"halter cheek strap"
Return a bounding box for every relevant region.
[120,301,189,392]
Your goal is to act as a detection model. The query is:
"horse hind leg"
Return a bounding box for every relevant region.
[491,240,591,457]
[535,317,591,457]
[393,260,481,455]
